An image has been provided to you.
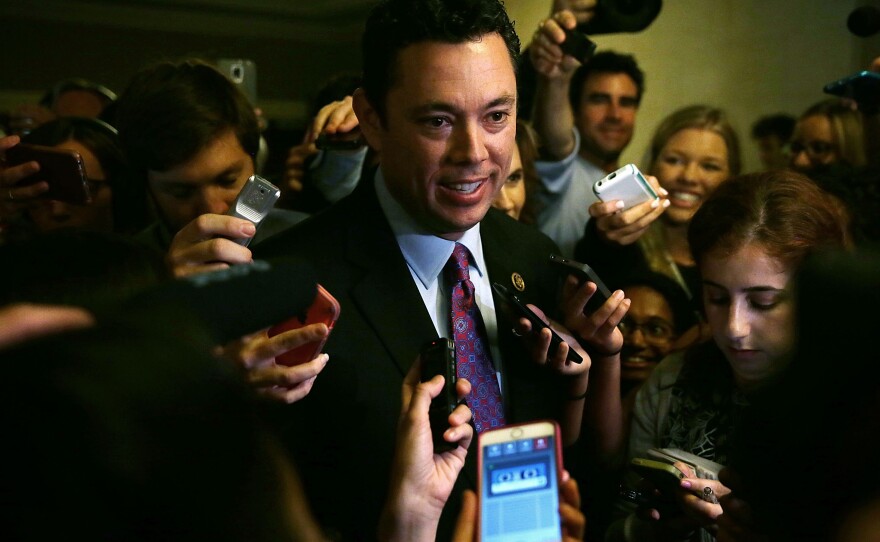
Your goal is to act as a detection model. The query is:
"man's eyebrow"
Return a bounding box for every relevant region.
[487,94,516,109]
[213,163,243,181]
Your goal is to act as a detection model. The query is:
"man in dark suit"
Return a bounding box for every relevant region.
[253,0,627,539]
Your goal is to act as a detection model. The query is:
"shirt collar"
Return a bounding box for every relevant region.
[374,170,485,288]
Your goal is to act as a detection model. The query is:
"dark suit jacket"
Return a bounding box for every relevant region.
[254,180,569,541]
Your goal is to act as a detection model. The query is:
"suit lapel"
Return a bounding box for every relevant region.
[344,183,438,377]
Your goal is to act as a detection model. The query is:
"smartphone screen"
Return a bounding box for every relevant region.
[268,284,340,366]
[479,421,562,542]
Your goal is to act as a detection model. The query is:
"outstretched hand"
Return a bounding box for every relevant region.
[378,356,473,542]
[589,174,669,246]
[220,322,331,404]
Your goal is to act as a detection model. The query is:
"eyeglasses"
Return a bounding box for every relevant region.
[788,140,835,159]
[618,317,675,345]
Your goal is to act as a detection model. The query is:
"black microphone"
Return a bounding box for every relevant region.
[121,258,319,345]
[848,5,880,37]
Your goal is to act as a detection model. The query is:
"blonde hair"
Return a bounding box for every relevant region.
[648,104,741,177]
[800,99,866,168]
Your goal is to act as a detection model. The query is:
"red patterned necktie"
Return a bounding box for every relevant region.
[446,243,505,433]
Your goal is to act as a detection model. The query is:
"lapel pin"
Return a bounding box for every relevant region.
[511,272,525,292]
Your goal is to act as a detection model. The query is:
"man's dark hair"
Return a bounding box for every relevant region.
[114,58,259,174]
[568,50,645,112]
[751,113,796,141]
[112,59,260,232]
[361,0,520,121]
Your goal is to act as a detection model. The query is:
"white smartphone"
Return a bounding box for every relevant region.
[216,58,257,104]
[593,163,658,210]
[226,175,280,247]
[477,420,562,542]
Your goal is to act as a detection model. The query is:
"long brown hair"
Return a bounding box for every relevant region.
[688,170,852,270]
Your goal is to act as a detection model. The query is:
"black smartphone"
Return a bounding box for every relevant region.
[314,131,366,151]
[491,282,583,364]
[630,457,686,496]
[618,483,680,517]
[824,70,880,110]
[560,27,597,61]
[548,253,612,314]
[420,338,459,452]
[5,143,91,204]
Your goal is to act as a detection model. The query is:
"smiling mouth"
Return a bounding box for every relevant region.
[669,191,700,205]
[445,180,483,194]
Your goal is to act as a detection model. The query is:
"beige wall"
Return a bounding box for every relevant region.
[506,0,879,173]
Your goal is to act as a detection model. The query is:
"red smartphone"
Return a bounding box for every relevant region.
[267,284,340,366]
[5,143,91,204]
[477,420,563,542]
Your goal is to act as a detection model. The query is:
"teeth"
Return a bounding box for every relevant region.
[449,181,480,193]
[671,191,699,203]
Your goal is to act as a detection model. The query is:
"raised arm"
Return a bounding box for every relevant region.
[530,9,584,160]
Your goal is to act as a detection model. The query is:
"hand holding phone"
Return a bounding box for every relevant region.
[419,338,459,452]
[492,282,583,364]
[560,27,597,61]
[548,253,612,314]
[268,284,340,366]
[226,175,280,247]
[4,143,90,204]
[824,70,880,111]
[314,131,366,151]
[593,164,659,211]
[630,457,687,496]
[478,420,563,542]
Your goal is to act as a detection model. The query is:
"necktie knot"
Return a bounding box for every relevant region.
[447,243,471,284]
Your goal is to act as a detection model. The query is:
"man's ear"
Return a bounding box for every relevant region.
[352,88,383,152]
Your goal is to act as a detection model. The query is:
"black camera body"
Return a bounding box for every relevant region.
[580,0,663,35]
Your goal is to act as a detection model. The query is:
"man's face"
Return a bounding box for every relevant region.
[147,129,254,233]
[574,72,639,164]
[357,33,517,240]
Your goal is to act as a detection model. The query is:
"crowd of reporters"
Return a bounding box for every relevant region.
[1,0,879,540]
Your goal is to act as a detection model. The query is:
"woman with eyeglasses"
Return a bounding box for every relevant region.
[616,270,697,395]
[789,98,866,174]
[608,170,852,542]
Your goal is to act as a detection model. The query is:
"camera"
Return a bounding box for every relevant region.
[579,0,663,35]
